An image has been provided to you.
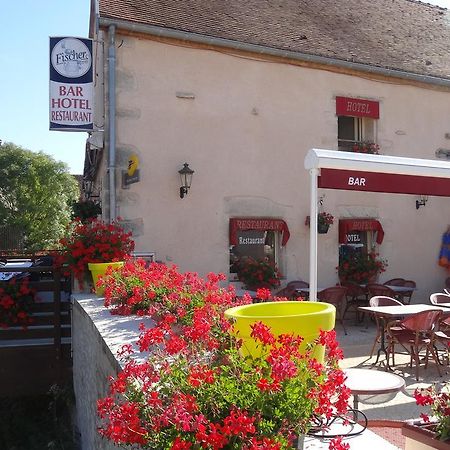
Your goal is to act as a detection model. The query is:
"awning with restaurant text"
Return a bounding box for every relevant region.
[229,218,290,246]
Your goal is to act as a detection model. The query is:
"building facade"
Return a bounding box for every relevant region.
[84,0,450,298]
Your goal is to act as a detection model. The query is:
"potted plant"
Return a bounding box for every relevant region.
[236,257,281,291]
[351,141,380,154]
[97,268,351,450]
[305,212,334,234]
[337,251,388,284]
[0,278,35,329]
[402,383,450,449]
[56,217,135,294]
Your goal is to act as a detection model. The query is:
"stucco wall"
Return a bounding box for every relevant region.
[97,33,450,299]
[72,294,151,450]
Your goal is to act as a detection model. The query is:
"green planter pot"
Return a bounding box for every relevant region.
[224,301,336,361]
[88,262,124,297]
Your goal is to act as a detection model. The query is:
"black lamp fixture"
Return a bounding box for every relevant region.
[178,163,194,198]
[416,195,428,209]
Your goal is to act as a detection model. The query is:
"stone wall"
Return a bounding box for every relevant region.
[72,294,152,450]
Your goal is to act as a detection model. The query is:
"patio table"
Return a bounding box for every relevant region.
[358,304,450,369]
[343,368,405,420]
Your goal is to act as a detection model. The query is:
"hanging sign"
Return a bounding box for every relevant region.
[336,96,379,119]
[122,154,140,187]
[49,36,93,131]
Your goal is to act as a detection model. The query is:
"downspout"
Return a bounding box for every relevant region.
[107,25,117,222]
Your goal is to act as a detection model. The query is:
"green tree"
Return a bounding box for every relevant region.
[0,142,79,251]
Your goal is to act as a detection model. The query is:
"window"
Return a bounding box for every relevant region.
[338,230,373,265]
[337,116,376,151]
[228,218,290,279]
[229,230,279,277]
[335,96,379,151]
[338,219,385,268]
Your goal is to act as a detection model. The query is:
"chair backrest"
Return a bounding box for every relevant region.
[367,283,396,298]
[286,280,309,290]
[383,278,405,286]
[430,292,450,305]
[444,288,450,295]
[369,295,403,307]
[274,286,298,299]
[401,309,442,332]
[339,281,367,297]
[317,286,348,304]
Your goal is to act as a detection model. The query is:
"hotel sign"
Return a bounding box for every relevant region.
[336,96,379,119]
[49,37,93,131]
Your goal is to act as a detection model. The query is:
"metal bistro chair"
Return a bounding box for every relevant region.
[317,286,348,335]
[286,280,310,299]
[274,285,301,300]
[434,316,450,365]
[367,283,399,303]
[430,292,450,305]
[398,280,416,305]
[368,296,404,358]
[340,281,368,323]
[383,278,405,286]
[386,309,443,381]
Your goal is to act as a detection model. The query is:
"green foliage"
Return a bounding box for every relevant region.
[0,142,79,251]
[71,199,101,222]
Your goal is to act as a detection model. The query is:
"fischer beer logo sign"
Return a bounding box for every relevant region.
[49,36,94,131]
[51,38,91,78]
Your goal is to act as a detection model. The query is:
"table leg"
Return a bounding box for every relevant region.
[352,394,359,421]
[373,317,391,370]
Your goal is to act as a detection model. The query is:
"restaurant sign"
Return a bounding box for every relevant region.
[49,37,93,131]
[229,218,290,246]
[336,96,379,119]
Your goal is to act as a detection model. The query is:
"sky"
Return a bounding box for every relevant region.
[1,0,450,175]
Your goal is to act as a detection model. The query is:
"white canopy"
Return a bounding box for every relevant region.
[304,149,450,300]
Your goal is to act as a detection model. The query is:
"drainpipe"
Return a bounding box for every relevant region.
[107,25,117,222]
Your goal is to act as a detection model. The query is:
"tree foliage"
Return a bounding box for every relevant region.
[0,142,79,251]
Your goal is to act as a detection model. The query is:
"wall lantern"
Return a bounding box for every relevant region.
[416,195,428,210]
[178,163,194,199]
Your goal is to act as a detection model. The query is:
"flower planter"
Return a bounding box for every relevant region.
[224,301,335,361]
[88,262,124,296]
[403,422,450,450]
[317,223,329,234]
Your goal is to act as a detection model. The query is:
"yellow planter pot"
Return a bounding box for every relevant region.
[224,301,336,361]
[88,262,124,296]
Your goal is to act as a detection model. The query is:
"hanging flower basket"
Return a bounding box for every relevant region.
[318,222,330,234]
[305,212,334,234]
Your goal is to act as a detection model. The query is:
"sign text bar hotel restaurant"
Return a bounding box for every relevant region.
[49,37,93,131]
[336,96,379,119]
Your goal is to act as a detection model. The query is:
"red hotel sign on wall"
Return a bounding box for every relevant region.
[229,218,290,246]
[336,96,379,119]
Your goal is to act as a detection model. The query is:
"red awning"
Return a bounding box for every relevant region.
[229,218,290,246]
[339,219,384,244]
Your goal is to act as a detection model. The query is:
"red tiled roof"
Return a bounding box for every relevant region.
[97,0,450,81]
